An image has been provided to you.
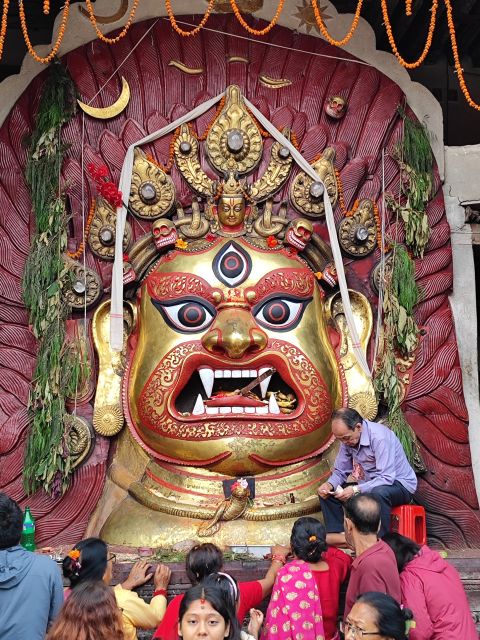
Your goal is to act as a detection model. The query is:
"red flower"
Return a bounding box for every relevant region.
[267,235,278,248]
[206,233,216,242]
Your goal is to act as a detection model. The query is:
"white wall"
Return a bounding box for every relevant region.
[444,145,480,503]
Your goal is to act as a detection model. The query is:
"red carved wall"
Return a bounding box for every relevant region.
[0,14,478,547]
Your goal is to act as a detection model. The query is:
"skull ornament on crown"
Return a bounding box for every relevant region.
[93,86,375,544]
[325,95,347,120]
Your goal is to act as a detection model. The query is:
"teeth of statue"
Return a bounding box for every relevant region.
[256,405,269,414]
[192,394,205,415]
[215,370,223,378]
[245,407,256,413]
[220,407,231,414]
[223,370,231,378]
[242,370,250,378]
[232,406,244,413]
[269,394,281,414]
[250,369,257,377]
[206,407,219,415]
[259,367,273,398]
[232,370,242,378]
[198,367,214,398]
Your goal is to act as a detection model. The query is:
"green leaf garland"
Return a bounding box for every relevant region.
[22,60,79,496]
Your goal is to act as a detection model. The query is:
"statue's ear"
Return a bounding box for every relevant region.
[325,290,378,421]
[92,299,137,437]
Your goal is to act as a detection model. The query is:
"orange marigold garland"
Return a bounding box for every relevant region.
[43,0,50,16]
[311,0,363,47]
[67,200,96,260]
[230,0,285,36]
[0,0,9,62]
[84,0,140,44]
[381,0,438,69]
[444,0,480,111]
[19,0,70,64]
[334,169,347,215]
[166,0,215,37]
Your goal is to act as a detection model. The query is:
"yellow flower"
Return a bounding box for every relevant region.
[175,238,188,249]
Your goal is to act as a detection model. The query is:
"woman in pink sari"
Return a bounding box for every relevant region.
[262,517,351,640]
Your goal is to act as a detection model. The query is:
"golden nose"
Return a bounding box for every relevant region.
[202,307,267,359]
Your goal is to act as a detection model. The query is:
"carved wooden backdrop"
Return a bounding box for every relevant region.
[0,14,478,547]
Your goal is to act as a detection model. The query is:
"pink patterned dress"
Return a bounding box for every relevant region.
[261,559,325,640]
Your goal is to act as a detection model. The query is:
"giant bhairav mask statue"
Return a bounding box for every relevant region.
[91,86,376,545]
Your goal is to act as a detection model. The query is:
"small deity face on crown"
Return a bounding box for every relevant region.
[218,194,246,229]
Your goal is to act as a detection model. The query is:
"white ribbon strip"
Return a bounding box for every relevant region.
[110,92,225,350]
[244,98,371,378]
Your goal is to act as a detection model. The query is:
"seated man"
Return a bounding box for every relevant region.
[0,493,63,640]
[343,493,401,616]
[318,407,417,545]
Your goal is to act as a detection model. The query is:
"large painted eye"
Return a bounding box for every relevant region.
[253,297,311,331]
[151,299,215,333]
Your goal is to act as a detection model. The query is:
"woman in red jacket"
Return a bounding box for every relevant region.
[383,532,478,640]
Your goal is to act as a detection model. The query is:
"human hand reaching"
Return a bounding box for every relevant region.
[153,563,171,591]
[247,608,264,639]
[122,560,154,590]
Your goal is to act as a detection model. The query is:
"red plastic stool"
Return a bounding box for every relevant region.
[390,505,427,545]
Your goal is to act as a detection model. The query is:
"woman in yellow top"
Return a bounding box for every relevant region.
[63,537,171,640]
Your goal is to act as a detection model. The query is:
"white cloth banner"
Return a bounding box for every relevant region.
[110,91,371,378]
[110,92,226,350]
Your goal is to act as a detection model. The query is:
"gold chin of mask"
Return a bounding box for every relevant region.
[126,238,342,476]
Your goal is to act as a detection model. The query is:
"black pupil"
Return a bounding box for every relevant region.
[262,300,289,325]
[178,303,206,327]
[220,251,243,278]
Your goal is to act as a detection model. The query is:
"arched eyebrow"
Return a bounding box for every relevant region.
[245,268,314,303]
[146,272,221,303]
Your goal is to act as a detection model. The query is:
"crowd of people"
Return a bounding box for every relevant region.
[0,407,478,639]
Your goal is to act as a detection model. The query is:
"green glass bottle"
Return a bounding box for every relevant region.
[20,507,36,552]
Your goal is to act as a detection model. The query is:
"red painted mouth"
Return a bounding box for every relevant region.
[134,340,333,441]
[171,353,302,420]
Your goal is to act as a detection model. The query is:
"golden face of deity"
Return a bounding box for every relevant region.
[217,195,246,228]
[125,238,341,475]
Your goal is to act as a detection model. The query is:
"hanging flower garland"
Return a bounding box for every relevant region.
[18,0,70,65]
[166,0,216,37]
[84,0,140,44]
[381,0,438,69]
[444,0,480,111]
[0,0,9,62]
[66,199,96,260]
[229,0,285,36]
[311,0,364,48]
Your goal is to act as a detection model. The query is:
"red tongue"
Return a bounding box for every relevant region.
[205,394,267,408]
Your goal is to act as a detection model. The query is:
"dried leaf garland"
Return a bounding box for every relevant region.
[22,61,81,496]
[374,246,424,470]
[387,112,433,258]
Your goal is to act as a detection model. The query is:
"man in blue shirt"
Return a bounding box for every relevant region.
[318,407,417,545]
[0,493,63,639]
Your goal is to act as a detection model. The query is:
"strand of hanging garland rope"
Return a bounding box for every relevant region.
[166,0,216,37]
[84,0,140,44]
[311,0,364,48]
[381,0,438,69]
[18,0,70,64]
[0,0,9,62]
[4,0,480,112]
